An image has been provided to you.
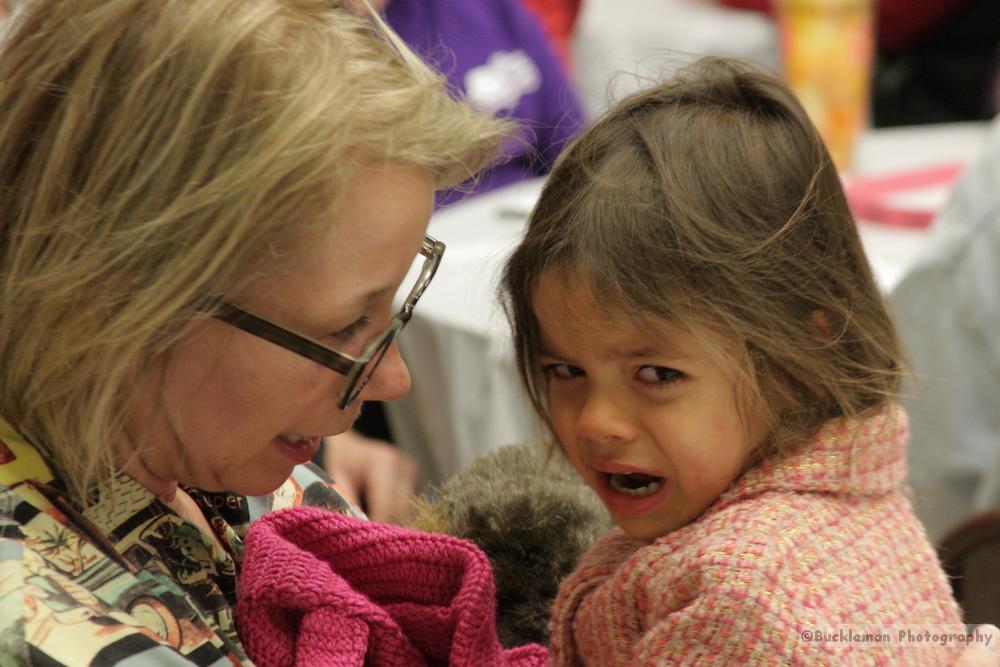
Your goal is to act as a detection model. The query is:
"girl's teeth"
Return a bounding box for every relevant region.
[281,433,307,443]
[609,473,663,497]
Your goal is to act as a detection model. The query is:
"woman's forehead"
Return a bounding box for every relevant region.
[236,162,433,323]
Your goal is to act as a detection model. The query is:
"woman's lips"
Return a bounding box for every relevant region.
[272,434,322,465]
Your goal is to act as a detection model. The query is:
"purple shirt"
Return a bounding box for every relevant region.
[385,0,586,206]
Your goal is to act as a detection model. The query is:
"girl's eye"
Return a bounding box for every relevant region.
[542,363,584,380]
[330,315,371,344]
[636,365,681,385]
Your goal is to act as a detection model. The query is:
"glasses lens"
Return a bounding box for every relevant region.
[342,332,396,408]
[336,237,442,408]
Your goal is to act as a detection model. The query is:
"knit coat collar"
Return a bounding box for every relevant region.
[716,404,907,510]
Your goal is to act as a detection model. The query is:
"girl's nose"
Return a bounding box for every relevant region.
[574,389,638,445]
[361,340,411,402]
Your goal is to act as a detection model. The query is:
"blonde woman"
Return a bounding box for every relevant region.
[0,0,504,663]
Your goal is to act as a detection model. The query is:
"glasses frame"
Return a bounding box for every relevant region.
[214,234,445,409]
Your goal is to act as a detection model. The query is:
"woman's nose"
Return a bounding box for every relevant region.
[574,389,638,445]
[361,340,411,402]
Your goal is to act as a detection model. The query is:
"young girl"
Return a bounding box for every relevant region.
[501,56,964,664]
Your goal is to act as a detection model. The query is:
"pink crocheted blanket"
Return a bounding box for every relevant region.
[235,506,547,667]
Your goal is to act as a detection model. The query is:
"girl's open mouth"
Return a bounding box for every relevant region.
[607,472,663,497]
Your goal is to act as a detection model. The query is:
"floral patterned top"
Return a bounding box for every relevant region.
[0,417,363,666]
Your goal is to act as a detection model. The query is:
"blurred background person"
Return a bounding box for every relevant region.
[379,0,586,205]
[520,0,582,73]
[889,114,1000,543]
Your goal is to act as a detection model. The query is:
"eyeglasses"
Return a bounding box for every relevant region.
[214,234,445,409]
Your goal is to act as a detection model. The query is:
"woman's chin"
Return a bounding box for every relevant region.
[193,464,297,498]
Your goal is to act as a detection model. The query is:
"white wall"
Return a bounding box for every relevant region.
[571,0,780,117]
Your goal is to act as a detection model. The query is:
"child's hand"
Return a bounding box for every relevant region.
[321,430,420,524]
[955,625,999,667]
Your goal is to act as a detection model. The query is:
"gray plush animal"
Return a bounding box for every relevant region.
[406,440,611,648]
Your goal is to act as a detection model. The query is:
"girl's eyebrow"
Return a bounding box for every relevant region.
[537,334,565,359]
[624,343,688,359]
[537,344,559,358]
[539,343,688,362]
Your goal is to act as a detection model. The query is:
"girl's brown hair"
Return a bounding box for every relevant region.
[501,56,903,454]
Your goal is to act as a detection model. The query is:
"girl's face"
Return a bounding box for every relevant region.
[532,273,769,542]
[123,162,433,497]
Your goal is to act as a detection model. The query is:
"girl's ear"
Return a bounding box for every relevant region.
[809,309,832,339]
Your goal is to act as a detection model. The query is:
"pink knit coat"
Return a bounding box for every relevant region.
[235,507,547,667]
[550,406,963,665]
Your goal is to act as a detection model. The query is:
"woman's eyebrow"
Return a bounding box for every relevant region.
[321,286,392,330]
[345,285,392,311]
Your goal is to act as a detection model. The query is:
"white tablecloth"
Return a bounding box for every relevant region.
[389,121,992,483]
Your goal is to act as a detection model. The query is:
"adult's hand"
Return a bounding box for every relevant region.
[322,430,420,524]
[956,625,1000,667]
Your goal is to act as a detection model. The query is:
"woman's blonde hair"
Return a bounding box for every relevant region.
[501,56,903,456]
[0,0,507,502]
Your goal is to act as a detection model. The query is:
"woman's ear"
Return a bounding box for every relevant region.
[809,309,832,339]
